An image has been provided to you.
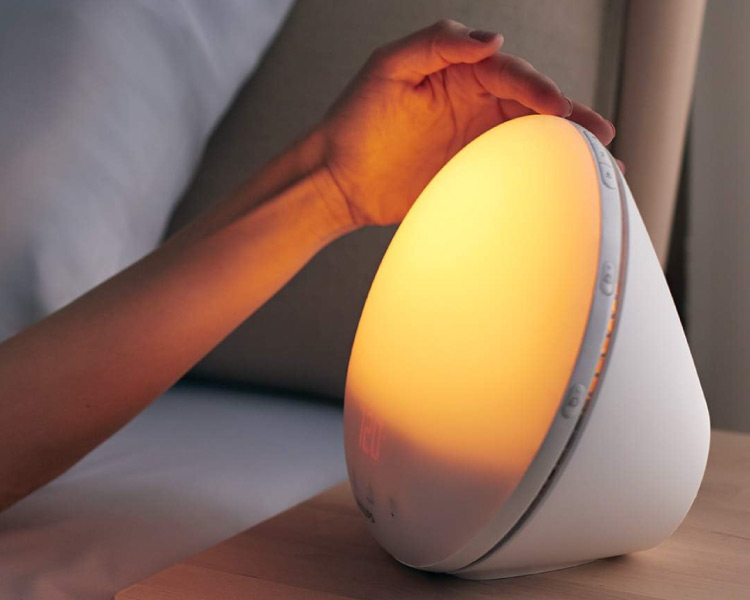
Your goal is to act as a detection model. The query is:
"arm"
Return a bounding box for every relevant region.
[0,19,616,512]
[0,131,352,510]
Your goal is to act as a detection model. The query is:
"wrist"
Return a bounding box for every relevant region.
[309,164,359,238]
[302,127,359,236]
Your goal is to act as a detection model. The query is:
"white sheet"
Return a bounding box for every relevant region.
[0,384,346,600]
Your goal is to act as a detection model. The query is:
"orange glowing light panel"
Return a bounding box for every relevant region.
[346,116,600,478]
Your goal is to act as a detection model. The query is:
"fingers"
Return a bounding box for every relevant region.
[473,53,571,118]
[472,53,616,147]
[367,19,618,148]
[567,100,615,146]
[369,19,503,85]
[498,97,621,158]
[496,98,537,121]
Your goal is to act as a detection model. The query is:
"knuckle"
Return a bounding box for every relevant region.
[507,57,545,90]
[367,45,390,69]
[434,18,460,33]
[365,42,400,79]
[510,56,534,74]
[369,45,388,63]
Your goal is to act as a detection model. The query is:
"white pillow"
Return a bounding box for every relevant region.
[0,0,294,340]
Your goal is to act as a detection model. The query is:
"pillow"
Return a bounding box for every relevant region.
[0,0,294,340]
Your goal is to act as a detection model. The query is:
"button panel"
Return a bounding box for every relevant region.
[600,261,615,295]
[581,127,617,189]
[599,161,616,189]
[583,130,598,145]
[594,145,609,163]
[561,383,587,418]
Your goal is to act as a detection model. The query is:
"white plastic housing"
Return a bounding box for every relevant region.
[343,115,710,579]
[456,175,711,578]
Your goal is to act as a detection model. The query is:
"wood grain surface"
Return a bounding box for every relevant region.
[116,429,750,599]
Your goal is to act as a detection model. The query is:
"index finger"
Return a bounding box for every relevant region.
[567,100,616,146]
[473,53,571,118]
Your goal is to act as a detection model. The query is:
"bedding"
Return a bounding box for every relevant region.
[0,384,346,600]
[0,0,293,341]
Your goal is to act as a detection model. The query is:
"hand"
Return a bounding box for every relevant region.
[317,19,617,226]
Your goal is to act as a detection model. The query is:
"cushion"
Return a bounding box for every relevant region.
[169,0,626,400]
[0,0,293,340]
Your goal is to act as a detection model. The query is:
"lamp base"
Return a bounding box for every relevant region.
[454,558,595,580]
[437,180,709,581]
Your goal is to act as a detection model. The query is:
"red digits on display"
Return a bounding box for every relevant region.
[359,411,382,460]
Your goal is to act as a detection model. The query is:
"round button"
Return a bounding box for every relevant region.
[562,383,587,418]
[600,261,616,295]
[599,162,617,189]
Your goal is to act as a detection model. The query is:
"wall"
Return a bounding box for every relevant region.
[689,0,750,431]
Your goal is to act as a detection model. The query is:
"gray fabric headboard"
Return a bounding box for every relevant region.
[168,0,626,399]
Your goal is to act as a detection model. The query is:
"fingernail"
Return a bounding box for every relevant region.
[564,96,573,117]
[469,30,499,43]
[607,120,616,138]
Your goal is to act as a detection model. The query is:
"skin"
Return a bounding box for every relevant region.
[0,20,617,512]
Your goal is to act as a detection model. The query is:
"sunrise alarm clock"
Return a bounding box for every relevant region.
[343,114,710,579]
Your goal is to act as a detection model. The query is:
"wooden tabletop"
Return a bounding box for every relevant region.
[117,429,750,599]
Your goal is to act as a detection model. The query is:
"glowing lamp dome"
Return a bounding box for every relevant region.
[343,115,710,579]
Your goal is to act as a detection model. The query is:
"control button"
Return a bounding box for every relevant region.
[599,161,616,189]
[600,261,616,296]
[594,145,609,163]
[562,384,587,418]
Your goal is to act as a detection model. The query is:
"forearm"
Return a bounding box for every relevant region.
[0,130,353,511]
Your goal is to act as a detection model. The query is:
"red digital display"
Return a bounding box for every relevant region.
[359,410,383,460]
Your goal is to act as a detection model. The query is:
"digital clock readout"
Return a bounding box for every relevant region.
[358,410,383,460]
